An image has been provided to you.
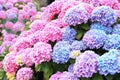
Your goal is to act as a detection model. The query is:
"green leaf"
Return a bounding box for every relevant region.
[1,19,6,24]
[91,73,103,80]
[35,64,43,72]
[81,24,90,30]
[10,18,18,23]
[76,30,84,40]
[0,69,7,80]
[0,55,4,61]
[105,74,113,80]
[69,59,75,64]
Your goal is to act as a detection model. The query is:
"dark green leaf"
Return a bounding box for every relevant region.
[105,74,113,80]
[81,24,90,30]
[76,30,84,40]
[91,73,103,80]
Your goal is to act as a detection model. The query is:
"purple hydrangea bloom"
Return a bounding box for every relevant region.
[91,6,118,26]
[90,22,112,34]
[70,40,87,51]
[16,67,33,80]
[82,29,107,49]
[52,47,70,64]
[103,34,120,50]
[63,4,89,26]
[62,26,77,44]
[59,71,79,80]
[74,50,99,77]
[53,41,70,52]
[98,49,120,75]
[112,24,120,35]
[68,64,74,72]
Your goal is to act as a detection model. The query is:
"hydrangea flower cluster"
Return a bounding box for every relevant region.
[91,6,118,26]
[1,0,120,80]
[70,40,87,51]
[16,67,33,80]
[90,22,112,34]
[63,4,90,26]
[112,24,120,34]
[62,26,77,43]
[82,29,107,49]
[30,42,52,64]
[103,34,120,50]
[74,50,99,77]
[52,47,70,64]
[98,49,120,75]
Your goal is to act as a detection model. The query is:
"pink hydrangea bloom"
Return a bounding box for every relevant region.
[58,0,79,19]
[19,30,34,38]
[16,67,33,80]
[30,42,52,64]
[3,52,19,73]
[3,33,15,41]
[98,0,118,8]
[30,20,47,32]
[5,2,13,9]
[12,21,25,33]
[43,26,62,42]
[0,11,6,19]
[41,0,64,21]
[14,37,32,52]
[16,48,34,67]
[49,72,62,80]
[5,21,14,30]
[46,19,68,28]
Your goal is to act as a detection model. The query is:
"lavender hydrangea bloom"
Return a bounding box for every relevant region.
[52,47,70,64]
[112,24,120,35]
[53,41,70,52]
[90,22,112,34]
[103,34,120,50]
[74,50,99,77]
[82,29,107,49]
[7,13,17,20]
[0,4,3,10]
[62,26,76,44]
[98,49,120,75]
[16,67,33,80]
[91,6,118,26]
[68,64,74,72]
[70,40,87,51]
[63,4,89,26]
[59,71,79,80]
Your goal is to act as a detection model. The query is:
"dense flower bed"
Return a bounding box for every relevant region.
[0,0,120,80]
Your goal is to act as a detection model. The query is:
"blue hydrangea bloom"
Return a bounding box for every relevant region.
[52,47,70,64]
[112,24,120,35]
[103,34,120,50]
[63,4,89,26]
[53,41,70,52]
[70,40,87,51]
[82,29,107,49]
[74,50,99,77]
[91,6,118,26]
[90,22,112,34]
[98,49,120,75]
[62,26,76,44]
